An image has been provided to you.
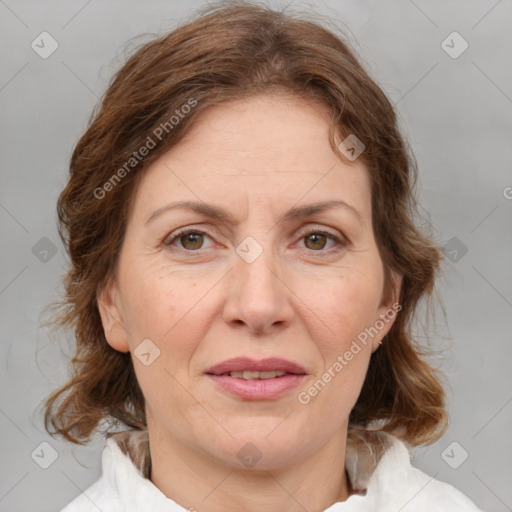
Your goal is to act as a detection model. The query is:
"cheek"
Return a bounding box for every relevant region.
[120,264,220,390]
[119,261,200,341]
[307,267,384,354]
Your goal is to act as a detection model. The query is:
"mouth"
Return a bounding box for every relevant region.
[214,370,290,380]
[205,357,307,400]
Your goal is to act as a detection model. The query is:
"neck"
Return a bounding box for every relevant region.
[147,423,351,512]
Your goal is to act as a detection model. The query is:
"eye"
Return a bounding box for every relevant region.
[163,228,214,251]
[163,226,348,255]
[296,228,348,254]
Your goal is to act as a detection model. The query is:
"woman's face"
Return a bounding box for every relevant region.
[99,93,400,470]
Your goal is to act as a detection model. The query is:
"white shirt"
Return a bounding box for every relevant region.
[60,428,482,511]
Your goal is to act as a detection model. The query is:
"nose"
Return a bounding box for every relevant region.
[222,241,294,336]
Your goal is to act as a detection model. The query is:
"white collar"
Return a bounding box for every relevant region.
[70,427,480,511]
[98,427,408,510]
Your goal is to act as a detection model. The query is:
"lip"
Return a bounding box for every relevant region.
[205,357,307,375]
[205,357,307,401]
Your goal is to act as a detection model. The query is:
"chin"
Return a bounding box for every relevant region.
[205,422,310,469]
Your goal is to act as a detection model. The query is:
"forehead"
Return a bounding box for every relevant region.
[131,93,371,223]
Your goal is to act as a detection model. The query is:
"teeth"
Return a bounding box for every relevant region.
[227,370,287,380]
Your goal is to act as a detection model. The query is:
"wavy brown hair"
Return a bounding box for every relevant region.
[43,0,448,447]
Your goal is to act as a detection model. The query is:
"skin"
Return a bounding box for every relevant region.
[98,92,401,512]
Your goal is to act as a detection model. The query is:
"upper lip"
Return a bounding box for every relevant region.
[205,357,307,375]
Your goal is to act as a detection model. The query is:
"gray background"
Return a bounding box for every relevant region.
[1,0,511,511]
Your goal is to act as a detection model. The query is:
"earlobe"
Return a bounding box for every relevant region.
[97,278,130,353]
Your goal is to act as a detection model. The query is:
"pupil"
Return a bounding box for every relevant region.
[307,233,326,250]
[183,233,202,249]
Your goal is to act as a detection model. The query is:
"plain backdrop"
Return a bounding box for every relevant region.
[1,1,511,511]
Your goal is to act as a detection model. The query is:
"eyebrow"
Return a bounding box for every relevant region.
[145,199,364,227]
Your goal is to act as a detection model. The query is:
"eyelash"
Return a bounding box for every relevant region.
[163,227,348,256]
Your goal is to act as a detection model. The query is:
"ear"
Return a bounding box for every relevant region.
[97,276,130,353]
[371,271,403,352]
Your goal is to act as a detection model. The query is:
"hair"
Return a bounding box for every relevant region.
[43,0,448,447]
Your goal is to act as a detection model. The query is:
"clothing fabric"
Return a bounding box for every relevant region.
[60,428,482,512]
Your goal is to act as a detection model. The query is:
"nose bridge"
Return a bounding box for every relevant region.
[223,232,292,332]
[236,232,281,299]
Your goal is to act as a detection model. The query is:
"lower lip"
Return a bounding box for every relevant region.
[207,374,306,400]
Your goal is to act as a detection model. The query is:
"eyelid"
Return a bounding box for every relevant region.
[295,225,345,242]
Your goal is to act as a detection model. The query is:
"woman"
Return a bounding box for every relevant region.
[44,2,483,511]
